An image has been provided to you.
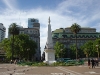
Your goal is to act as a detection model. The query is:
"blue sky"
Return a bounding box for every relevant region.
[0,0,100,55]
[17,0,61,10]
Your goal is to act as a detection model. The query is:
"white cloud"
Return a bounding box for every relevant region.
[0,0,100,55]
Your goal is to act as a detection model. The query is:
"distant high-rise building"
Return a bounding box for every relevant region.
[0,23,6,42]
[28,18,40,29]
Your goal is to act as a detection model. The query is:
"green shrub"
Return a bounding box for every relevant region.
[17,61,82,66]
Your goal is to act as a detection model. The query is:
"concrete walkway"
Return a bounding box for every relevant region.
[0,63,100,75]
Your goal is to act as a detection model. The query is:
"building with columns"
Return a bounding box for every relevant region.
[52,27,100,57]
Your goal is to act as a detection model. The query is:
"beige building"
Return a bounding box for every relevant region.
[20,27,41,61]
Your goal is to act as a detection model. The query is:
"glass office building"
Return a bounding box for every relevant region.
[28,18,39,28]
[0,23,6,42]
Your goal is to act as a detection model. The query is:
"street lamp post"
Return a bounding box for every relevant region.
[61,49,63,58]
[27,48,30,61]
[96,45,99,59]
[85,48,88,58]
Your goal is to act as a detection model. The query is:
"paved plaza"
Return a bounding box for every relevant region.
[0,63,100,75]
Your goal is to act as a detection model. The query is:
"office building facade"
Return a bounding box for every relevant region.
[27,18,41,61]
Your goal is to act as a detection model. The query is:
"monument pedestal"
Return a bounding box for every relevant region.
[43,48,56,64]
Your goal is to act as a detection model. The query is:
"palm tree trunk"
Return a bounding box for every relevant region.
[96,47,99,59]
[86,54,89,59]
[11,34,14,60]
[75,34,77,59]
[98,52,99,59]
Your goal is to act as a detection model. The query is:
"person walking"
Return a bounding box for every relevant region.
[10,60,13,64]
[95,58,99,66]
[88,58,90,68]
[91,58,95,68]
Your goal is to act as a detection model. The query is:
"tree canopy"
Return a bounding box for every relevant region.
[70,23,81,34]
[9,23,20,35]
[81,40,94,58]
[54,41,66,58]
[1,34,37,60]
[93,39,100,58]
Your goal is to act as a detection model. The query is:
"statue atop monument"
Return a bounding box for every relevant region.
[48,16,51,24]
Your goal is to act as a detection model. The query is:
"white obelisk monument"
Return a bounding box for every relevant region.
[43,17,56,64]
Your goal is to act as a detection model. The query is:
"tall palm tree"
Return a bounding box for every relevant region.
[9,23,20,60]
[70,23,81,59]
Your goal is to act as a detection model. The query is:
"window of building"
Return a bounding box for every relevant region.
[26,30,28,32]
[31,19,35,22]
[36,31,37,34]
[32,31,34,33]
[30,30,32,33]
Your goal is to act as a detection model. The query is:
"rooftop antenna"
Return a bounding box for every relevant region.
[72,14,74,24]
[19,12,21,26]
